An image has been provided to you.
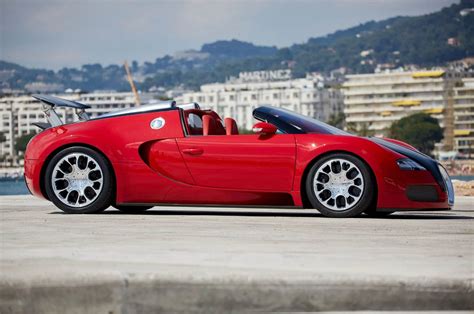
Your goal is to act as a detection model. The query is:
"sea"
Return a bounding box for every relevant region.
[0,176,473,196]
[0,179,30,195]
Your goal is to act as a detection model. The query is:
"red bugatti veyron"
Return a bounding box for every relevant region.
[24,94,454,217]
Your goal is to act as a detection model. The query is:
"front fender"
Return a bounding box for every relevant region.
[293,134,407,208]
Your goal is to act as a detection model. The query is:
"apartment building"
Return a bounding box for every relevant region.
[454,77,474,155]
[343,69,473,154]
[179,70,344,130]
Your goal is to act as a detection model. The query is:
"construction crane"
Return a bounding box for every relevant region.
[443,74,455,152]
[123,61,141,107]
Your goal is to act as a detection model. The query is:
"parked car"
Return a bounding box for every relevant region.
[24,94,454,217]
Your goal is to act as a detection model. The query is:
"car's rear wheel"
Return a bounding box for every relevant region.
[306,153,375,218]
[45,146,113,214]
[113,205,153,213]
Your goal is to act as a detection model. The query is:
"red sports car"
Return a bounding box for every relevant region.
[24,94,454,217]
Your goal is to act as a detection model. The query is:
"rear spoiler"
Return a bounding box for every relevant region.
[32,94,90,128]
[32,122,52,130]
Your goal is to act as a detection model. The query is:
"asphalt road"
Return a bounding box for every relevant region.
[0,195,473,313]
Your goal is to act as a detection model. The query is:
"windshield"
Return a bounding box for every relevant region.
[253,106,350,135]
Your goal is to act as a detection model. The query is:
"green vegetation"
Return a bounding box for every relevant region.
[327,112,345,129]
[201,39,277,59]
[389,113,443,156]
[14,132,36,154]
[0,131,6,162]
[346,122,375,137]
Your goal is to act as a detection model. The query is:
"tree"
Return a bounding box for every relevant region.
[346,122,374,137]
[14,132,36,154]
[389,113,443,156]
[0,131,6,164]
[327,112,345,129]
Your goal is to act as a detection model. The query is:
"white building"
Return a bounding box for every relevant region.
[179,70,344,130]
[454,77,474,156]
[0,91,154,165]
[343,69,473,154]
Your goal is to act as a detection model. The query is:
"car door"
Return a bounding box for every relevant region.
[176,134,296,192]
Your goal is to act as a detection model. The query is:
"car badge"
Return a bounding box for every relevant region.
[150,117,165,129]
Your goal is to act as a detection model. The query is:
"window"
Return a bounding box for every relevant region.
[254,106,349,135]
[187,113,203,135]
[188,114,202,128]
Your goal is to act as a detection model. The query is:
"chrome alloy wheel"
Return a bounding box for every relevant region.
[313,158,365,211]
[51,152,104,208]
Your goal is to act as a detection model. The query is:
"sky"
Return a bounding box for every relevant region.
[0,0,459,70]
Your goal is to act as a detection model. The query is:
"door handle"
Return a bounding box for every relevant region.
[182,148,204,155]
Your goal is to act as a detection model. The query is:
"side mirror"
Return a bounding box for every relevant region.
[252,122,277,135]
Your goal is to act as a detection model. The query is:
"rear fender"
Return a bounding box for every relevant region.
[25,109,185,164]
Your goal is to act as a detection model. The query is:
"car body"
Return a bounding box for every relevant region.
[24,95,454,217]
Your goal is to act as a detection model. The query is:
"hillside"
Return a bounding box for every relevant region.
[201,40,277,59]
[1,0,473,94]
[288,0,473,75]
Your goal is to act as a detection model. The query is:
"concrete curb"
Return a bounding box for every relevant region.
[1,276,473,313]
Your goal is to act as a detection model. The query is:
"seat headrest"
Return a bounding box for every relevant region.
[206,111,226,135]
[202,115,218,136]
[224,118,239,135]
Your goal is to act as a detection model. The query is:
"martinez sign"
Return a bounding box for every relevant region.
[238,70,292,82]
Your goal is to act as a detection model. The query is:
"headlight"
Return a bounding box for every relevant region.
[396,158,426,171]
[438,164,455,206]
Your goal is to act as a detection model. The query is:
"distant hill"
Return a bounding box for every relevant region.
[1,0,473,93]
[201,39,277,59]
[140,39,277,75]
[288,0,474,75]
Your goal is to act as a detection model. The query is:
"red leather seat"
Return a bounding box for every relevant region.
[202,115,218,136]
[207,111,226,135]
[185,109,226,136]
[224,118,239,135]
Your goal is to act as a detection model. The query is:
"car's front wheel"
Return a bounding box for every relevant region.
[45,146,113,214]
[306,153,375,218]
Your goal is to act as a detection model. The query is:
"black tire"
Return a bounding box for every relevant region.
[305,153,375,218]
[113,205,153,213]
[44,146,114,214]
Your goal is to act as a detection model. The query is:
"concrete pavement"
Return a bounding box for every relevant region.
[0,195,473,313]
